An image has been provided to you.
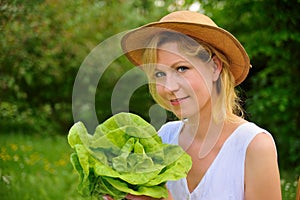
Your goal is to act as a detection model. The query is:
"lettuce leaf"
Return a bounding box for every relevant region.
[68,112,192,199]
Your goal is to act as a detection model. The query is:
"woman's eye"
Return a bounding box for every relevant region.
[177,66,188,72]
[154,71,166,78]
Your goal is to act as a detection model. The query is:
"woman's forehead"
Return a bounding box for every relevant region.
[157,42,186,60]
[156,42,205,67]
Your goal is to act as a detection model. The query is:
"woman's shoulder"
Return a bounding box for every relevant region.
[225,121,276,154]
[244,123,281,199]
[243,121,277,155]
[247,131,277,155]
[233,121,273,142]
[159,120,183,130]
[240,121,278,166]
[158,120,184,144]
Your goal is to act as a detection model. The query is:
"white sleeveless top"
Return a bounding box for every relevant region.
[158,121,275,200]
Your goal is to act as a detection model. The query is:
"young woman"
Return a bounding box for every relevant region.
[115,10,281,200]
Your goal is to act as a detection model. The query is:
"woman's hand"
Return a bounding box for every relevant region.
[102,195,114,200]
[102,194,162,200]
[103,195,161,200]
[125,194,163,200]
[103,192,173,200]
[125,190,173,200]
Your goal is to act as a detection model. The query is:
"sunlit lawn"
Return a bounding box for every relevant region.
[0,133,298,200]
[0,133,82,200]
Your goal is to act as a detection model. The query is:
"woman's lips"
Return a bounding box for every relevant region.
[170,96,189,106]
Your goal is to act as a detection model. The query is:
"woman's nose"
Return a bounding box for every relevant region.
[163,75,180,92]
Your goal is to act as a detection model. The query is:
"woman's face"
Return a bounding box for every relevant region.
[153,42,219,119]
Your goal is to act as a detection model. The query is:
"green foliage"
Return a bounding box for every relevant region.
[281,171,298,200]
[1,0,80,134]
[0,0,177,134]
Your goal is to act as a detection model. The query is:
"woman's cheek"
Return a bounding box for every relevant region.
[156,84,166,98]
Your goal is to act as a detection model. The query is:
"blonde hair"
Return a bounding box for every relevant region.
[142,31,244,122]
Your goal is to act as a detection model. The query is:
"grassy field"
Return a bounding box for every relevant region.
[0,133,298,200]
[0,133,82,200]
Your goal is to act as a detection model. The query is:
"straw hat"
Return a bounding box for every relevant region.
[121,10,250,85]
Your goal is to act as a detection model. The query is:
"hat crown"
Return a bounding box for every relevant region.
[159,11,218,27]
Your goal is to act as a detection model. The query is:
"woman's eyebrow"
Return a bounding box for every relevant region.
[170,61,189,68]
[154,60,189,70]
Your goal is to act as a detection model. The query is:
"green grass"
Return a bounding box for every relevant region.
[281,171,299,200]
[0,133,298,200]
[0,133,83,200]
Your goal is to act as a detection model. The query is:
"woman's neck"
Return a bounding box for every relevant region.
[183,103,223,137]
[181,108,227,158]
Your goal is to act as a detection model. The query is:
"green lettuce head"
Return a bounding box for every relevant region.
[68,112,192,200]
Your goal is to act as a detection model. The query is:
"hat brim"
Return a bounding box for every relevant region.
[121,21,250,85]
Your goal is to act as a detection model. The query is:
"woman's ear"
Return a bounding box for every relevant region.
[212,55,223,82]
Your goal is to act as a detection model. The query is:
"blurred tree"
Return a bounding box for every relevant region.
[0,0,194,134]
